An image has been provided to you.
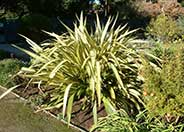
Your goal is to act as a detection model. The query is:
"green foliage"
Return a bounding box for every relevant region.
[28,94,46,106]
[0,50,10,60]
[25,0,88,17]
[91,110,184,132]
[90,110,140,132]
[177,15,184,28]
[0,0,141,20]
[178,0,184,7]
[0,11,19,19]
[106,0,140,19]
[19,14,52,42]
[18,14,146,125]
[0,0,88,18]
[21,14,51,29]
[0,0,26,19]
[143,43,184,118]
[177,15,184,40]
[146,14,182,42]
[0,59,25,87]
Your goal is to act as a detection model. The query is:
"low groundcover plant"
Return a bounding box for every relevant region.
[91,110,184,132]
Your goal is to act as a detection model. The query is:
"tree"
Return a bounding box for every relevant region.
[103,0,142,19]
[0,0,89,18]
[0,0,27,19]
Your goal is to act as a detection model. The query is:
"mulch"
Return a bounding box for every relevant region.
[15,86,106,131]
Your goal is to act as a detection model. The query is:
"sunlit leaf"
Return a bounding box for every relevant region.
[63,83,72,118]
[67,94,75,125]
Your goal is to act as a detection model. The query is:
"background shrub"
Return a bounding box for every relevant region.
[142,43,184,119]
[19,14,52,43]
[146,14,182,42]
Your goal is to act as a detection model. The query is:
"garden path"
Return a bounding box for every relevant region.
[0,88,76,132]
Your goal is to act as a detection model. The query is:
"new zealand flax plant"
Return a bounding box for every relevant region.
[16,13,148,125]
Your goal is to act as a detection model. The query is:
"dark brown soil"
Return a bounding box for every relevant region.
[15,86,106,131]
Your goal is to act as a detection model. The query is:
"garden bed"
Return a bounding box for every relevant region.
[1,10,184,132]
[14,86,106,131]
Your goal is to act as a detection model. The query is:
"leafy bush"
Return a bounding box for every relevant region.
[19,14,52,43]
[17,14,147,125]
[146,14,182,42]
[142,43,184,119]
[0,59,25,87]
[91,110,184,132]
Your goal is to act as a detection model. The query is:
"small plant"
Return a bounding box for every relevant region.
[90,109,140,132]
[17,13,149,126]
[91,110,184,132]
[0,59,25,87]
[146,14,182,42]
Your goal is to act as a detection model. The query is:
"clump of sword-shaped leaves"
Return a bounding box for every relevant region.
[16,13,147,125]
